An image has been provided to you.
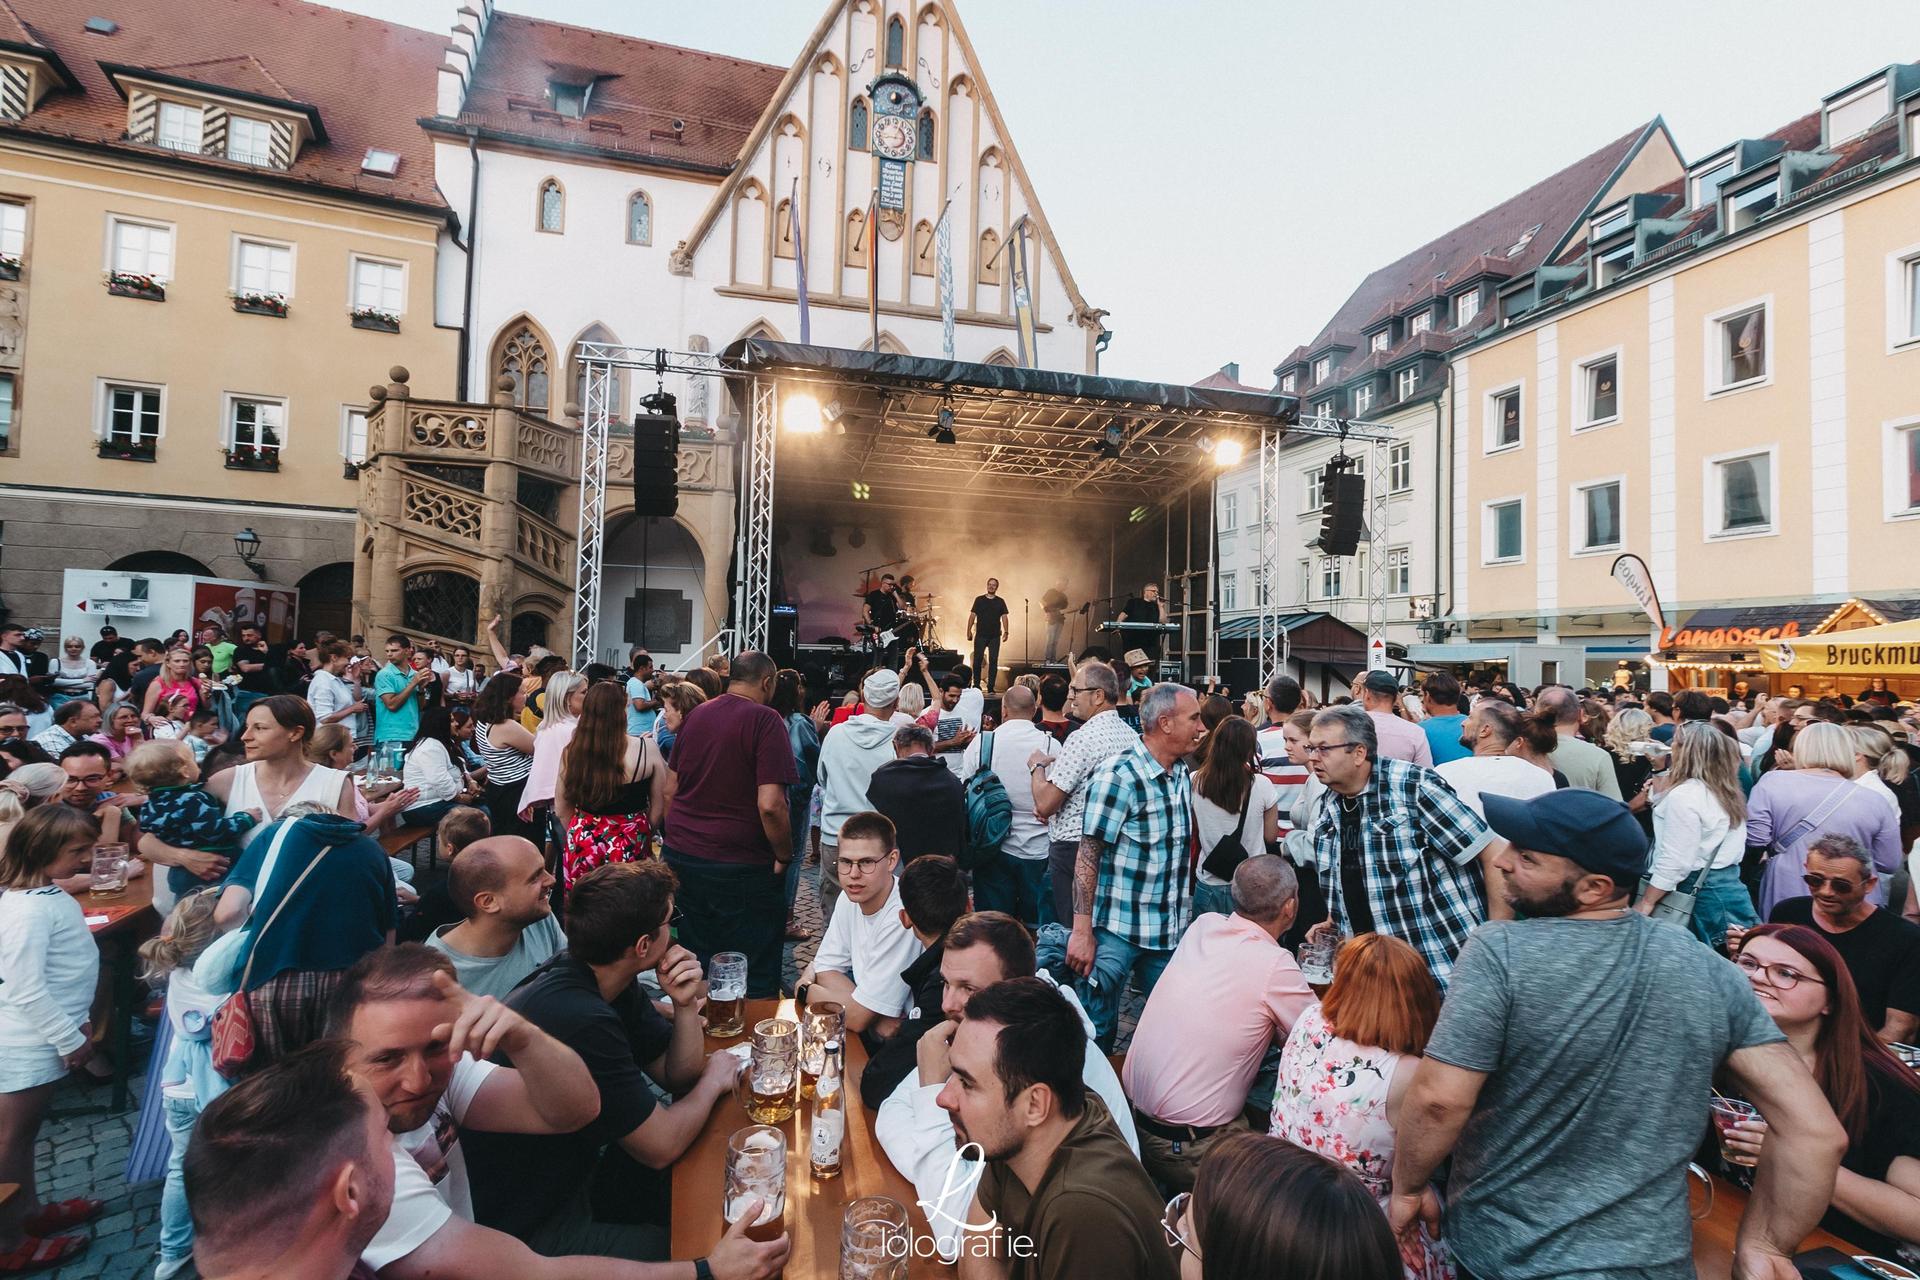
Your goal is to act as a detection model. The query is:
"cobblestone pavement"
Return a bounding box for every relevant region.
[41,852,1134,1279]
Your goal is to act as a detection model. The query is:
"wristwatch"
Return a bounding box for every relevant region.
[693,1258,713,1280]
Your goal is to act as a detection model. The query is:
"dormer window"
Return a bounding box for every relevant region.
[1455,290,1481,328]
[1594,241,1635,287]
[550,80,590,119]
[1725,179,1779,232]
[1590,205,1630,240]
[1825,76,1890,146]
[1312,356,1331,383]
[1369,331,1390,353]
[1279,372,1297,394]
[156,101,202,152]
[227,116,273,166]
[1690,155,1735,209]
[1409,312,1432,336]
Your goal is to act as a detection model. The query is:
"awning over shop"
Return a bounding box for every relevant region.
[1654,597,1920,669]
[1760,618,1920,677]
[1216,611,1366,664]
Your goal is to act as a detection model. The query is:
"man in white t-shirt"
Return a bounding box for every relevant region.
[338,944,783,1280]
[308,639,368,734]
[1437,699,1557,817]
[796,810,924,1038]
[961,684,1054,926]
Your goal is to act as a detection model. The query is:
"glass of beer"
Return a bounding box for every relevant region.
[707,952,748,1038]
[1297,930,1341,986]
[89,842,130,899]
[801,1000,844,1099]
[738,1017,800,1124]
[723,1125,787,1244]
[1708,1096,1760,1167]
[840,1196,909,1280]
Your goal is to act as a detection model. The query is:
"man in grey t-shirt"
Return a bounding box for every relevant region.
[425,837,566,999]
[1388,789,1846,1280]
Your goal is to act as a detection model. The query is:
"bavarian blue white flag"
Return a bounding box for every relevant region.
[937,205,955,359]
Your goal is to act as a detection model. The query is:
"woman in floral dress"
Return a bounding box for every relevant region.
[1270,933,1453,1280]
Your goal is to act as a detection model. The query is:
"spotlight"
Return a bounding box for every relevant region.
[928,404,956,445]
[1099,419,1124,460]
[782,392,823,434]
[1210,436,1244,467]
[823,399,846,436]
[851,480,871,501]
[1127,505,1148,524]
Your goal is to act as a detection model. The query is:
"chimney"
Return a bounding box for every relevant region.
[1222,362,1240,383]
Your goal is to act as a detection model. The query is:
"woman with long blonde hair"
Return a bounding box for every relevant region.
[1635,722,1755,946]
[1847,724,1907,824]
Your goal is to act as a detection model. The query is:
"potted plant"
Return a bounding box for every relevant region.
[105,270,165,300]
[230,289,288,317]
[97,437,156,461]
[224,442,281,471]
[349,306,400,333]
[0,253,20,281]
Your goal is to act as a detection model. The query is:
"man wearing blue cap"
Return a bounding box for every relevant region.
[1387,788,1846,1280]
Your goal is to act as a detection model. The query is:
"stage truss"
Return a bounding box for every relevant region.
[570,342,1393,674]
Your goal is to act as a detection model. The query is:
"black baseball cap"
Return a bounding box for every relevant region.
[1361,669,1400,695]
[1482,789,1649,891]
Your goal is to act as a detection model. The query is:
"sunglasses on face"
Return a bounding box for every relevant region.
[1803,872,1866,894]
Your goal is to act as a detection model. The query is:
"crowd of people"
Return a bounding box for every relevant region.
[3,620,1919,1279]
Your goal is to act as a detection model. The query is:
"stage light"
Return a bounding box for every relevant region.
[1128,505,1148,523]
[1099,419,1124,460]
[782,392,823,434]
[1211,436,1245,467]
[851,480,871,500]
[927,404,956,445]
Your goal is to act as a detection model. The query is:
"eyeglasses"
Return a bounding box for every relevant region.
[1303,742,1361,757]
[1803,873,1865,894]
[1068,685,1100,695]
[1161,1193,1201,1260]
[1735,954,1826,991]
[836,854,891,876]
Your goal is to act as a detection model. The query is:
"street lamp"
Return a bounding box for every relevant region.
[233,527,267,581]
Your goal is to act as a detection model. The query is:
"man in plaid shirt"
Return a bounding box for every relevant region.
[1303,703,1509,989]
[1065,683,1206,1048]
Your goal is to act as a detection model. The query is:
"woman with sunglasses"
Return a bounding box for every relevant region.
[1165,1131,1400,1280]
[1724,924,1920,1258]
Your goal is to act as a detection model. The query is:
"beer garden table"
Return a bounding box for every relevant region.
[1691,1170,1863,1278]
[671,998,956,1278]
[80,868,158,1111]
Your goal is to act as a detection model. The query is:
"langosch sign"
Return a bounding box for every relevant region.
[1658,622,1801,650]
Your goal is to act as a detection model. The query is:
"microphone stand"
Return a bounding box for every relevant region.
[1023,597,1031,667]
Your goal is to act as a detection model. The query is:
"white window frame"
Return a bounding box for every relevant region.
[155,101,202,153]
[1302,466,1326,515]
[0,371,15,451]
[1311,355,1331,383]
[1219,572,1237,612]
[1320,556,1344,601]
[1880,415,1920,522]
[1589,204,1630,240]
[1352,383,1374,415]
[95,378,167,448]
[226,115,274,166]
[1454,289,1480,328]
[1703,445,1779,541]
[1703,295,1773,397]
[1484,381,1525,454]
[1409,311,1433,336]
[0,200,24,260]
[1885,241,1920,353]
[1369,330,1390,353]
[1573,346,1624,431]
[1570,475,1627,555]
[223,392,289,459]
[1482,496,1526,565]
[1396,367,1419,400]
[1388,440,1413,494]
[341,404,371,465]
[1594,241,1635,287]
[1689,153,1735,209]
[105,214,174,282]
[348,254,407,318]
[1825,78,1890,145]
[1722,178,1780,233]
[1219,490,1238,533]
[230,234,294,300]
[1385,545,1411,596]
[1279,372,1296,394]
[1315,398,1337,422]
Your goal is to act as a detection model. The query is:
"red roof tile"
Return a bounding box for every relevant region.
[451,12,786,174]
[0,0,448,208]
[1191,366,1263,394]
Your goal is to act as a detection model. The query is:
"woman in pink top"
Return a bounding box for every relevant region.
[140,648,206,723]
[1271,933,1453,1280]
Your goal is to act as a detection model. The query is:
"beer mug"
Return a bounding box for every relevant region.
[90,842,130,899]
[801,1000,844,1100]
[1685,1161,1714,1221]
[1297,929,1342,986]
[707,952,748,1039]
[723,1125,787,1244]
[841,1196,909,1280]
[737,1017,800,1124]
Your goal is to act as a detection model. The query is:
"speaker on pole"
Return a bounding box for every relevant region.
[632,391,679,519]
[1315,457,1364,557]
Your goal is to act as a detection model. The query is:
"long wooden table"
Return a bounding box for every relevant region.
[80,869,158,1111]
[1691,1170,1862,1278]
[671,999,955,1277]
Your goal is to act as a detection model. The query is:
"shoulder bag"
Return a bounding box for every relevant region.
[209,820,331,1078]
[1201,781,1256,883]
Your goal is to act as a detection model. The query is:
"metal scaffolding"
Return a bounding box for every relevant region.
[734,378,780,653]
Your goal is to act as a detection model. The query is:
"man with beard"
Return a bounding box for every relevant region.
[1387,789,1845,1280]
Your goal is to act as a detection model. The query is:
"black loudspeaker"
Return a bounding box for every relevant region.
[631,392,679,518]
[1225,657,1262,698]
[768,606,798,667]
[1316,463,1365,557]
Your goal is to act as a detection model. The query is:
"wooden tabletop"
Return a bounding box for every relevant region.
[671,999,955,1278]
[1691,1170,1860,1278]
[80,868,155,936]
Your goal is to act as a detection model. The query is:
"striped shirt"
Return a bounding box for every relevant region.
[474,719,532,785]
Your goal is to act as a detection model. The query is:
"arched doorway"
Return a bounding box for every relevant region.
[598,514,708,668]
[106,551,214,576]
[297,562,353,642]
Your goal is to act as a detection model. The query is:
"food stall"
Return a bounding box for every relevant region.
[1759,616,1920,701]
[1651,599,1920,699]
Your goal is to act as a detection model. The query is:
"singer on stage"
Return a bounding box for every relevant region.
[1117,582,1170,661]
[967,577,1009,691]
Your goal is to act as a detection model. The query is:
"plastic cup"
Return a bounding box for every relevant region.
[1709,1097,1760,1167]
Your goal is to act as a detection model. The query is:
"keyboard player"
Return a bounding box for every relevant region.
[1116,582,1171,661]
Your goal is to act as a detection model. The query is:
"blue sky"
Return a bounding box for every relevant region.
[323,0,1914,385]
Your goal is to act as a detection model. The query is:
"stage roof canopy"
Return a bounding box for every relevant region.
[721,339,1303,509]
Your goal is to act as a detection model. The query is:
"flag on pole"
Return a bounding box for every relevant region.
[789,178,809,345]
[866,190,880,352]
[936,203,955,359]
[1009,216,1037,367]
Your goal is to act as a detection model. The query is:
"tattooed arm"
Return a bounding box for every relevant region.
[1066,833,1104,977]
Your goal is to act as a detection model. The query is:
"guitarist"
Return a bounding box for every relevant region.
[863,573,901,660]
[1041,579,1070,664]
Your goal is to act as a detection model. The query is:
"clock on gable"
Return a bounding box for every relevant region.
[872,113,914,161]
[867,72,921,212]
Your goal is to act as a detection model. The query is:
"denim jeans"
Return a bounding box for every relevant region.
[1191,880,1233,921]
[973,852,1048,928]
[1047,839,1080,927]
[663,848,785,999]
[1688,863,1759,950]
[158,1092,200,1265]
[1079,928,1174,1052]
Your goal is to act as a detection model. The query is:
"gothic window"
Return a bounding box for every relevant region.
[402,571,480,644]
[847,209,870,268]
[538,178,564,233]
[848,97,869,151]
[912,220,935,276]
[775,199,796,260]
[569,324,624,420]
[885,16,905,68]
[626,191,651,245]
[917,107,936,160]
[978,228,1001,285]
[496,324,551,414]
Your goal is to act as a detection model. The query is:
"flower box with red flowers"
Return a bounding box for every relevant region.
[0,255,20,281]
[350,307,400,333]
[231,290,288,317]
[105,270,165,301]
[224,443,281,472]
